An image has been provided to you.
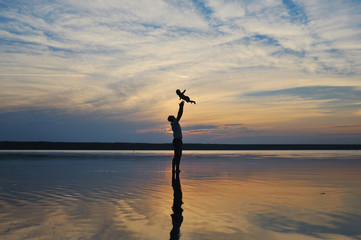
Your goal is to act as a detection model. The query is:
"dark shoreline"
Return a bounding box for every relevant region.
[1,141,361,150]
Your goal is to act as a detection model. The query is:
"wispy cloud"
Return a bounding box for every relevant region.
[246,86,361,101]
[282,0,308,24]
[1,0,361,143]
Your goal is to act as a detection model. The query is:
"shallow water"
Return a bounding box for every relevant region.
[0,150,361,240]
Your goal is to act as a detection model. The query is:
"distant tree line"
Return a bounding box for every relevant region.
[1,141,360,150]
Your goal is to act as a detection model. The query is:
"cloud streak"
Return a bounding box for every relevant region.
[246,86,361,101]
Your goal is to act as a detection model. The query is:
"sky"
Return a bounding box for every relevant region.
[1,0,361,144]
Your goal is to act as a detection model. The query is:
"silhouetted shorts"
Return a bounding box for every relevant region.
[172,139,183,155]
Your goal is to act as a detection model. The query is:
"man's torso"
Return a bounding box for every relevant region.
[171,120,182,139]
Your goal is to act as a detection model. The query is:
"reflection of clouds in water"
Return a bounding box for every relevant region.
[1,181,173,239]
[112,185,173,239]
[252,211,361,239]
[0,197,133,239]
[179,151,361,239]
[1,151,361,239]
[181,177,361,240]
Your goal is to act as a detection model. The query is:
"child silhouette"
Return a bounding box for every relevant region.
[176,89,196,104]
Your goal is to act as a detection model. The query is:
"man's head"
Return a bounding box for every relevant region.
[176,89,181,94]
[168,115,175,122]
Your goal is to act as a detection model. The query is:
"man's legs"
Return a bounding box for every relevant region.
[172,139,183,172]
[172,156,177,172]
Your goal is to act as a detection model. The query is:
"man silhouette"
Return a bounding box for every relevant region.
[168,101,184,173]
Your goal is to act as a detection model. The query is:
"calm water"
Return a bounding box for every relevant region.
[0,150,361,240]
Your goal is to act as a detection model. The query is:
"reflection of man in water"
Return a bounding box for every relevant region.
[168,101,184,173]
[170,172,183,240]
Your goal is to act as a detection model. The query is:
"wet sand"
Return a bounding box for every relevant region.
[1,150,361,240]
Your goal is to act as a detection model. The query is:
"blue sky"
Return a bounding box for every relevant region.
[1,0,361,144]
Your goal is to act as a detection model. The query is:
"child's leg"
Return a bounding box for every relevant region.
[184,97,191,103]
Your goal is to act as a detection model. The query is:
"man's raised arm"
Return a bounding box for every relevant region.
[176,101,184,121]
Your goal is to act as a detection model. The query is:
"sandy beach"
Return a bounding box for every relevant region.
[1,150,361,240]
